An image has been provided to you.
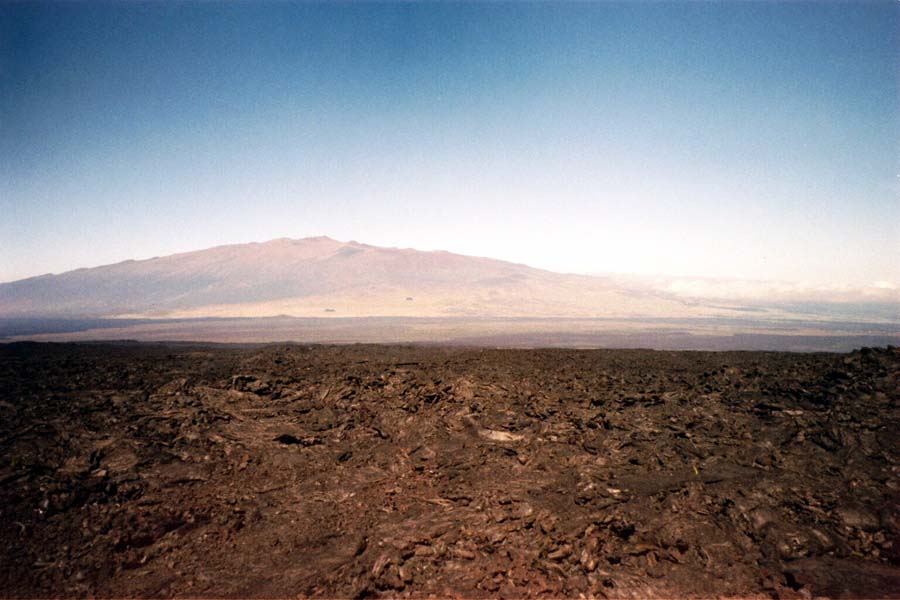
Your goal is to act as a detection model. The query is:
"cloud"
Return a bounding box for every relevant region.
[607,274,900,315]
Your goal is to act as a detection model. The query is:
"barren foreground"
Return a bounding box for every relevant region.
[1,343,898,598]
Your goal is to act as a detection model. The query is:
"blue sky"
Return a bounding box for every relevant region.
[1,2,897,285]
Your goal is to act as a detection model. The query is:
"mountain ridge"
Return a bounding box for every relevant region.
[0,235,687,319]
[1,236,897,322]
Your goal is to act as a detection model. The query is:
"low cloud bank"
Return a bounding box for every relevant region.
[607,275,900,322]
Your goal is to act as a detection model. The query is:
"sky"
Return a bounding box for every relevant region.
[1,2,897,286]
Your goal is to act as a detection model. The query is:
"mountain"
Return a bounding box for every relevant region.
[0,236,721,319]
[2,236,897,322]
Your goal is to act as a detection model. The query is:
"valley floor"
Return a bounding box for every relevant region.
[0,343,898,598]
[3,315,900,352]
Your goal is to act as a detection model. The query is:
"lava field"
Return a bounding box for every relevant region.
[0,342,898,598]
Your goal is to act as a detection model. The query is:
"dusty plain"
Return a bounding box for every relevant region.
[0,342,898,598]
[3,315,899,352]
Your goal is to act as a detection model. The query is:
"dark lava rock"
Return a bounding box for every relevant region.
[784,557,900,599]
[835,503,882,532]
[0,342,897,598]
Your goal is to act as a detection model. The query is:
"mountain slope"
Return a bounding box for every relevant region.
[0,236,711,319]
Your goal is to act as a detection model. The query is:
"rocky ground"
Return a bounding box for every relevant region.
[0,342,898,598]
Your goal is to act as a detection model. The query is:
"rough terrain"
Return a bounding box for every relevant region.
[1,342,898,598]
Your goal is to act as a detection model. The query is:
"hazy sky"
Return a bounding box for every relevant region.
[1,2,897,285]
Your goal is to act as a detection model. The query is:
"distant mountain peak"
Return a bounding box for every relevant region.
[0,236,639,319]
[3,236,892,322]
